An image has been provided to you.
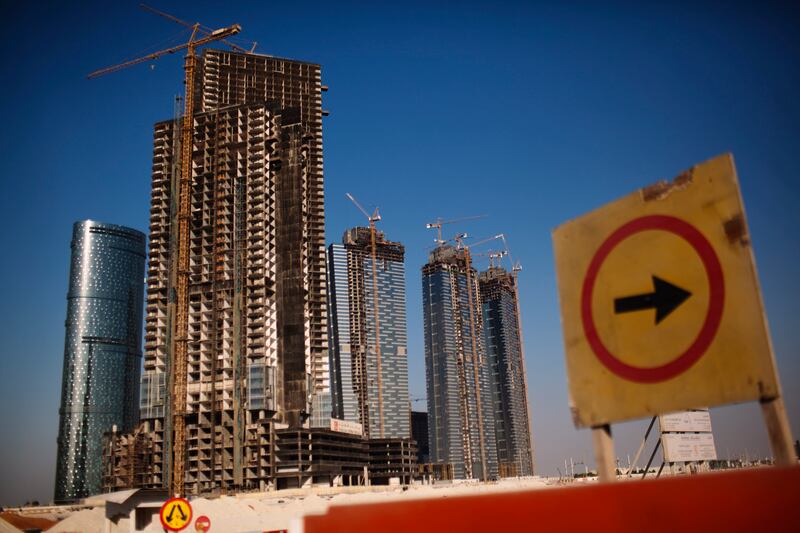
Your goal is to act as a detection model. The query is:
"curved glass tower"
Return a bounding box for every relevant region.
[54,220,146,502]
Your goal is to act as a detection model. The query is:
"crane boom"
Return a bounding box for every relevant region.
[426,214,486,245]
[346,192,380,222]
[87,24,241,79]
[140,4,254,54]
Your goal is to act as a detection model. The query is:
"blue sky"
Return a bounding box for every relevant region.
[1,1,798,505]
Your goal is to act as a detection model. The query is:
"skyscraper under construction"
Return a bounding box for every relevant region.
[136,49,329,494]
[480,266,534,477]
[327,227,410,438]
[422,245,499,480]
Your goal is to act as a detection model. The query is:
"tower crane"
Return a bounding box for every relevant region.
[472,249,508,269]
[139,4,257,54]
[425,215,486,246]
[345,193,385,438]
[88,9,243,497]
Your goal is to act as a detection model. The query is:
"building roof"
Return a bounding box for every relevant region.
[89,488,168,505]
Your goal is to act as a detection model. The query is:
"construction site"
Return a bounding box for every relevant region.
[421,226,535,482]
[5,2,800,532]
[80,7,426,500]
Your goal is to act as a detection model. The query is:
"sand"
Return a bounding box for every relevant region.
[136,477,552,533]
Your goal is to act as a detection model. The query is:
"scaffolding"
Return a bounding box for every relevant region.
[134,50,330,495]
[102,428,157,492]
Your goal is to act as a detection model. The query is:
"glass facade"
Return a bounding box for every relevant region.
[422,247,499,480]
[54,220,146,502]
[327,228,410,438]
[480,267,534,477]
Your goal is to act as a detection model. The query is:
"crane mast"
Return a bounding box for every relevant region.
[88,13,242,497]
[346,193,385,437]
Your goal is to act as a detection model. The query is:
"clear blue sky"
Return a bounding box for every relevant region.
[1,1,798,506]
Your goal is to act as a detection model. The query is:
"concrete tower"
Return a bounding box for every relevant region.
[136,50,329,494]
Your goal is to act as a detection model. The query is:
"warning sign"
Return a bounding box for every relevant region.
[160,497,193,532]
[553,154,780,427]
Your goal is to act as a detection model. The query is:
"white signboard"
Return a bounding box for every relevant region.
[659,410,712,433]
[662,433,717,462]
[330,418,363,436]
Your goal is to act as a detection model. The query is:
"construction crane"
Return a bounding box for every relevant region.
[345,193,385,438]
[88,9,243,497]
[471,249,507,269]
[139,4,256,54]
[426,215,486,246]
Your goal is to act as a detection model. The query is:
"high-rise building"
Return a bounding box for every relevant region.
[327,227,410,438]
[422,245,498,480]
[479,266,534,477]
[55,221,146,502]
[137,49,329,493]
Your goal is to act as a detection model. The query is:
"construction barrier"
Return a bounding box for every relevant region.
[304,466,800,532]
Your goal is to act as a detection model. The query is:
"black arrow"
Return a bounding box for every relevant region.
[166,504,187,523]
[614,276,691,324]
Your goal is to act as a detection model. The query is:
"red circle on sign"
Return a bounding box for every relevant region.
[195,515,211,532]
[580,215,724,383]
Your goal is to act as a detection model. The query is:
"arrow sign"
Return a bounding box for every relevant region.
[614,276,691,324]
[168,504,187,523]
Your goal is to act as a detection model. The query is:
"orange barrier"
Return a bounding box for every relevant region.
[304,467,800,532]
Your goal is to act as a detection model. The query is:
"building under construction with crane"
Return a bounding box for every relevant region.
[140,48,330,494]
[327,227,411,439]
[422,242,500,481]
[86,7,422,495]
[421,226,534,480]
[480,265,535,477]
[92,29,332,492]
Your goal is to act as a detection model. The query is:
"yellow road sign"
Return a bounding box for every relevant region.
[160,497,193,532]
[553,153,781,427]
